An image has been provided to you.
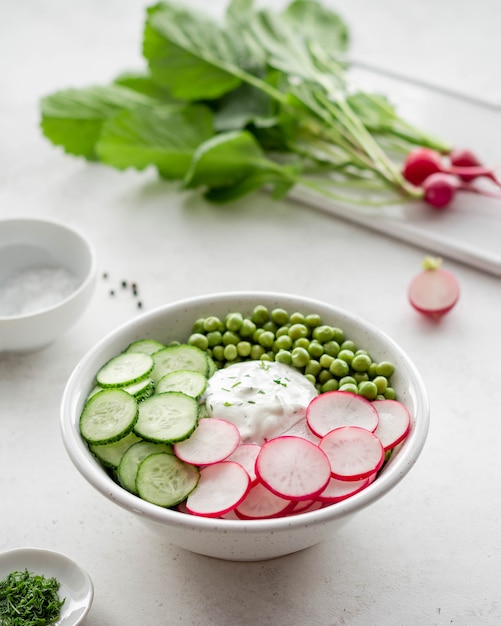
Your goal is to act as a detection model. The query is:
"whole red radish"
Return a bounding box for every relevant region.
[402,147,443,186]
[422,173,459,209]
[408,256,459,319]
[449,148,501,186]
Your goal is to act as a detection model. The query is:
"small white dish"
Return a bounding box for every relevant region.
[0,547,94,625]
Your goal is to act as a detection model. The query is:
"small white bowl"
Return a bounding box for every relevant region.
[61,292,430,561]
[0,547,94,625]
[0,217,97,352]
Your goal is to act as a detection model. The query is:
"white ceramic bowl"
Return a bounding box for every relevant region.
[0,217,97,352]
[0,547,94,625]
[60,292,429,561]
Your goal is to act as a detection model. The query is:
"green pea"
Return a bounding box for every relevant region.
[351,353,372,372]
[207,330,223,347]
[188,333,209,351]
[192,318,206,333]
[323,340,340,357]
[291,346,310,368]
[308,341,324,359]
[273,335,293,352]
[239,318,257,337]
[271,308,289,325]
[252,328,265,343]
[318,369,333,384]
[275,349,292,365]
[384,387,397,400]
[276,325,290,338]
[312,325,334,343]
[225,312,243,332]
[288,323,309,340]
[212,345,224,361]
[329,358,350,377]
[353,372,369,383]
[319,354,334,369]
[305,359,321,377]
[289,311,306,325]
[250,344,265,360]
[340,339,357,352]
[237,341,252,357]
[321,379,339,393]
[260,352,273,362]
[251,305,270,326]
[377,361,395,377]
[204,316,222,332]
[338,375,357,387]
[223,344,238,361]
[358,380,378,400]
[368,363,379,378]
[305,313,322,328]
[339,382,358,394]
[262,320,278,333]
[373,375,388,394]
[222,330,240,346]
[258,330,275,349]
[337,349,354,365]
[331,327,345,343]
[293,337,310,350]
[305,374,316,386]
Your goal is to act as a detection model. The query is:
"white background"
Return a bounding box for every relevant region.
[1,1,500,624]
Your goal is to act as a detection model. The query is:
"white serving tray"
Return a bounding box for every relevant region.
[288,64,501,276]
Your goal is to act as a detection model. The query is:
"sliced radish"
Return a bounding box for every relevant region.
[185,461,250,517]
[280,417,321,444]
[288,499,324,515]
[306,391,379,438]
[319,426,385,481]
[317,475,370,503]
[255,436,331,501]
[373,399,411,450]
[408,256,459,319]
[225,443,261,484]
[235,481,293,519]
[173,418,240,465]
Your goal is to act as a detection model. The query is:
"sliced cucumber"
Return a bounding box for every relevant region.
[117,440,173,494]
[80,388,138,445]
[156,370,207,399]
[124,338,166,355]
[123,377,154,401]
[136,452,199,507]
[96,352,154,388]
[151,344,208,384]
[89,431,142,469]
[134,392,199,443]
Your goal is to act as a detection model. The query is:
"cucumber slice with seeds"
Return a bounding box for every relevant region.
[96,352,154,388]
[151,344,208,384]
[124,339,166,355]
[89,431,142,469]
[156,370,207,399]
[134,392,199,443]
[80,388,138,445]
[136,452,199,507]
[117,440,173,494]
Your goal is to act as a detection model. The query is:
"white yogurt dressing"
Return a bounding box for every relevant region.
[203,361,318,445]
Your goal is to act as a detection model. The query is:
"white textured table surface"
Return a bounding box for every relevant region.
[1,1,501,624]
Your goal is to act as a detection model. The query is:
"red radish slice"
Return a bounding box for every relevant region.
[317,475,370,503]
[173,418,240,465]
[281,417,321,444]
[226,443,261,484]
[408,256,459,319]
[306,391,379,438]
[235,481,293,519]
[373,399,411,450]
[185,461,250,517]
[255,436,331,501]
[288,499,324,515]
[319,426,384,481]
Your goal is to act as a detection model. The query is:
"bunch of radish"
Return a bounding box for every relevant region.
[402,147,501,209]
[174,391,411,519]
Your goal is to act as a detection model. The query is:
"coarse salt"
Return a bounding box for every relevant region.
[0,265,80,317]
